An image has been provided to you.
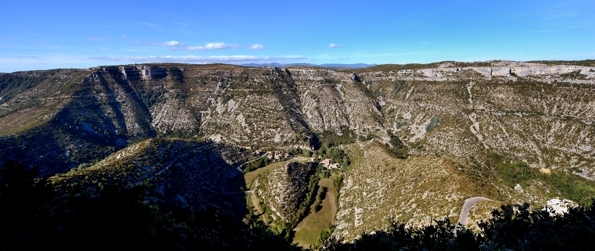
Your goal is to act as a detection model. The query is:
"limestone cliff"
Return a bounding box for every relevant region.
[1,61,594,179]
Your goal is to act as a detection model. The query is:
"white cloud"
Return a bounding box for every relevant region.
[166,41,180,46]
[186,42,230,51]
[88,37,106,42]
[329,43,339,48]
[249,44,265,50]
[156,40,185,47]
[88,55,306,64]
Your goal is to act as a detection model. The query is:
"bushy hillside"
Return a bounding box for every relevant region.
[50,138,254,218]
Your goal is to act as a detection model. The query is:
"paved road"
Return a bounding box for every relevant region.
[458,197,493,226]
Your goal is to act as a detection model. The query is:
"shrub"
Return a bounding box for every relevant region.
[425,116,443,132]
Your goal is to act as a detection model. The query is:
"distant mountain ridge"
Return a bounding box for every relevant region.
[240,63,376,69]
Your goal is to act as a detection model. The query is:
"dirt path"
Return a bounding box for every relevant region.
[250,178,262,213]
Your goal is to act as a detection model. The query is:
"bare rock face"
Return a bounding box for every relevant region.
[290,68,383,135]
[357,63,595,179]
[366,61,595,84]
[542,198,578,216]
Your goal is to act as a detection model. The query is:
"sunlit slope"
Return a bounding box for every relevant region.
[334,142,555,240]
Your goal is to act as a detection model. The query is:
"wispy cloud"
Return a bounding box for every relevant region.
[15,56,42,60]
[249,44,265,50]
[138,22,161,30]
[534,30,557,33]
[186,42,230,51]
[173,21,189,26]
[121,48,143,53]
[173,21,192,34]
[337,57,349,61]
[88,55,306,64]
[329,43,340,48]
[151,41,240,51]
[88,37,106,42]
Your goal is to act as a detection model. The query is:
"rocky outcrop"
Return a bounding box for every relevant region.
[113,65,169,80]
[364,62,595,83]
[542,198,578,216]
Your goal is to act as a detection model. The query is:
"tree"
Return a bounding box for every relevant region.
[0,161,52,250]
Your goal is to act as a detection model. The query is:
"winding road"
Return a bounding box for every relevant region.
[457,197,494,226]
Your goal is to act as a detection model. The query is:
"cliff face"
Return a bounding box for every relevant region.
[364,64,595,176]
[1,62,594,178]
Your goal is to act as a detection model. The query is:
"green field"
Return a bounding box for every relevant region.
[293,178,338,248]
[243,156,338,247]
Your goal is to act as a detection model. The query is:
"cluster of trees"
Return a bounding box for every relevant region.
[317,146,350,168]
[244,157,273,172]
[288,142,351,169]
[295,165,322,222]
[496,159,595,205]
[137,86,168,108]
[318,128,357,147]
[0,73,45,101]
[288,147,312,157]
[384,132,409,159]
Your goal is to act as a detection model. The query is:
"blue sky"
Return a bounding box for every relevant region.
[1,0,594,72]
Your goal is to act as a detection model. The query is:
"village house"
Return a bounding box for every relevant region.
[274,151,283,160]
[320,158,339,169]
[265,150,291,161]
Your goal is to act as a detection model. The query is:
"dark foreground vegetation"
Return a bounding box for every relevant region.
[0,161,296,251]
[322,202,595,251]
[1,160,595,251]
